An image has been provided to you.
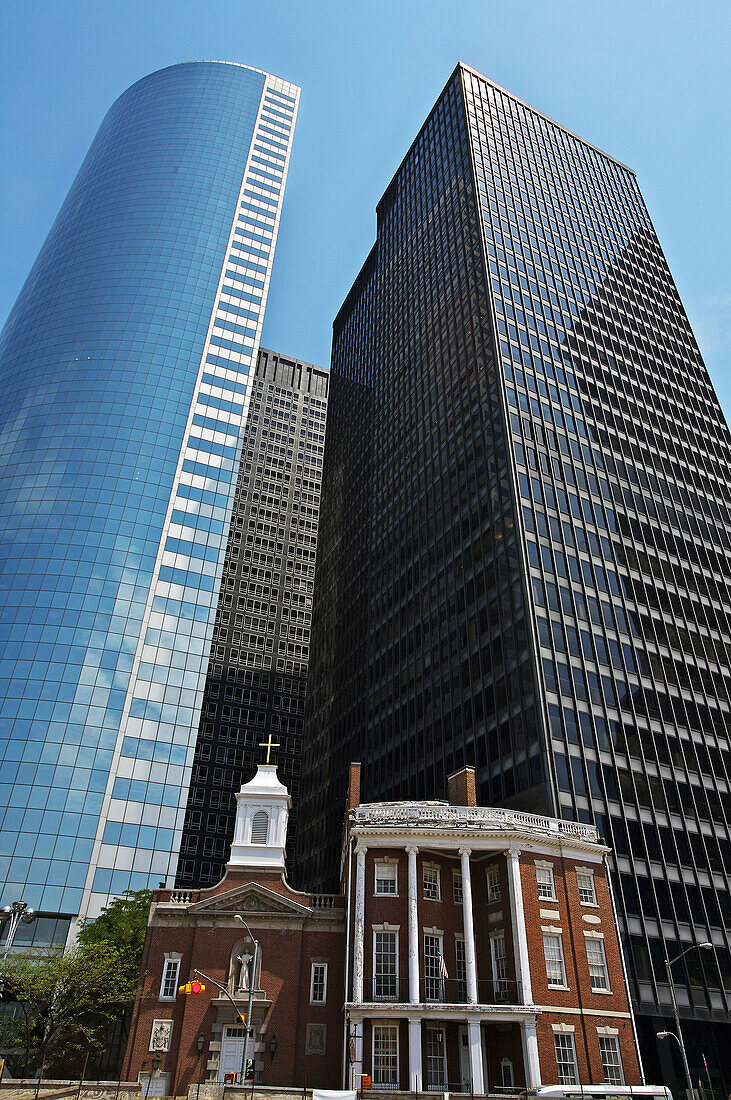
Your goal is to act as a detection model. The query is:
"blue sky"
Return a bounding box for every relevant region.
[2,0,729,409]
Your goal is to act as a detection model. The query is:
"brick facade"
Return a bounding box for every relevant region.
[124,765,644,1094]
[122,871,345,1092]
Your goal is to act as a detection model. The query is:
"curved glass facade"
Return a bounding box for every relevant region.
[0,61,299,920]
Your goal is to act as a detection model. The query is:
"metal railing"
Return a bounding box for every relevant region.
[361,976,520,1004]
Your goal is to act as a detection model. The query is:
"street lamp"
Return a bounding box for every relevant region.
[234,915,259,1086]
[195,1035,206,1100]
[0,901,37,997]
[662,942,713,1100]
[0,900,37,959]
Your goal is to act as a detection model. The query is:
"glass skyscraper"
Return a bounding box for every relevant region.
[176,346,327,890]
[0,61,299,930]
[299,63,731,1086]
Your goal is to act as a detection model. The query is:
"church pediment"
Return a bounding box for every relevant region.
[186,881,313,918]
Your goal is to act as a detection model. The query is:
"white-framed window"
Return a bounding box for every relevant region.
[159,956,181,1000]
[375,860,398,896]
[543,932,567,987]
[586,936,610,991]
[536,864,557,900]
[425,1027,447,1088]
[491,933,509,999]
[423,864,441,901]
[577,870,597,905]
[501,1059,515,1088]
[373,929,398,1000]
[310,961,327,1003]
[554,1031,579,1084]
[487,866,502,902]
[455,936,467,1002]
[251,810,269,844]
[424,932,444,1002]
[373,1024,399,1088]
[452,868,463,904]
[599,1035,625,1085]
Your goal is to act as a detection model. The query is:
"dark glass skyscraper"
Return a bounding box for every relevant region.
[299,63,731,1086]
[0,61,299,927]
[176,347,327,889]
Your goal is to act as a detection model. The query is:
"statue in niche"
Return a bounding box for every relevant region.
[236,953,253,991]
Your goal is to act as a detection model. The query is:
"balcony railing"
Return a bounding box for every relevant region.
[362,977,520,1004]
[351,801,598,841]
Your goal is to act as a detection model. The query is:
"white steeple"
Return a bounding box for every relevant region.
[227,765,291,871]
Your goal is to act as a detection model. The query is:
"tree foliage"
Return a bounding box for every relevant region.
[0,944,136,1077]
[77,889,152,983]
[0,890,151,1079]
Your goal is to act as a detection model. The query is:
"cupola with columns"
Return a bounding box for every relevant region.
[228,762,291,871]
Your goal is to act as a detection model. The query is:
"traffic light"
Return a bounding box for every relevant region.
[178,980,206,994]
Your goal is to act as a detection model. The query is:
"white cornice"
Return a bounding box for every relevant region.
[350,803,606,861]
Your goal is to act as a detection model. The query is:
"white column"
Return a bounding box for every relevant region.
[353,843,367,1003]
[459,847,478,1004]
[467,1019,485,1094]
[352,1026,364,1088]
[521,1017,541,1087]
[408,1018,422,1092]
[506,847,533,1004]
[406,844,420,1004]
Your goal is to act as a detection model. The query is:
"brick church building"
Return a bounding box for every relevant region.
[123,763,643,1093]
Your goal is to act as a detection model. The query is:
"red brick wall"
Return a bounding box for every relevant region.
[123,872,345,1090]
[537,1014,640,1086]
[520,851,640,1085]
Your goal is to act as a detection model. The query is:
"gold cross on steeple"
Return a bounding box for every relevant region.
[259,733,280,765]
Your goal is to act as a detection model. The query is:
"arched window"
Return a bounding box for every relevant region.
[251,810,269,845]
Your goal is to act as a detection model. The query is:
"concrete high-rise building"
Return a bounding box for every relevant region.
[0,61,299,933]
[299,63,731,1087]
[176,347,327,889]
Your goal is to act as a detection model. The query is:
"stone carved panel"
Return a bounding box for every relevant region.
[305,1023,326,1056]
[150,1018,173,1052]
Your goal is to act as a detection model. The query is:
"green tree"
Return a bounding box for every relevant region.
[0,942,137,1078]
[0,891,152,1079]
[77,889,152,983]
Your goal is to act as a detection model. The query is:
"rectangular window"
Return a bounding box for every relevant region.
[537,865,557,900]
[425,1027,447,1088]
[455,937,467,1001]
[487,867,502,902]
[423,865,441,901]
[375,861,398,895]
[373,1024,399,1088]
[452,868,463,904]
[586,937,610,991]
[310,962,327,1003]
[424,933,444,1002]
[491,934,509,999]
[554,1032,579,1084]
[159,958,180,1000]
[543,932,567,987]
[373,931,398,1000]
[501,1060,515,1088]
[599,1035,625,1085]
[577,871,597,905]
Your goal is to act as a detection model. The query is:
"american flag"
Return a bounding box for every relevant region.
[438,952,449,979]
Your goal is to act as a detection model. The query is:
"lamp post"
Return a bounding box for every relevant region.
[0,901,37,959]
[0,901,37,996]
[661,942,713,1100]
[195,1034,206,1100]
[234,915,259,1086]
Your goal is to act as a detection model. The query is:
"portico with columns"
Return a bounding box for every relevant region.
[343,765,639,1094]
